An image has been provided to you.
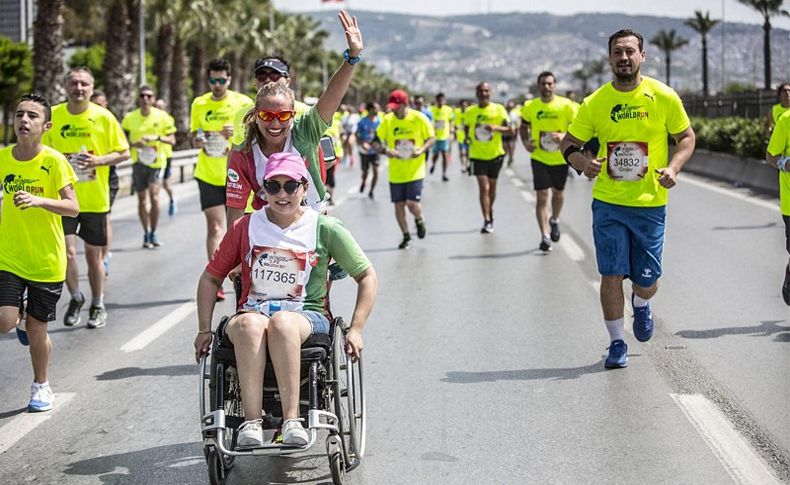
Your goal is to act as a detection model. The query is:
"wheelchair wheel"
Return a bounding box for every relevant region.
[331,322,366,469]
[208,357,238,470]
[206,446,226,485]
[326,435,346,484]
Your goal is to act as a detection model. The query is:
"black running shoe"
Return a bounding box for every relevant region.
[549,219,560,242]
[539,237,552,252]
[481,221,493,234]
[415,218,426,239]
[64,296,85,327]
[783,264,790,306]
[398,233,411,249]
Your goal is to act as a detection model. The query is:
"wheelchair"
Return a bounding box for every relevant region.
[199,312,365,485]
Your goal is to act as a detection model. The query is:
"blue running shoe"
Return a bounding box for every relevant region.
[168,199,176,216]
[16,322,29,346]
[631,293,654,342]
[27,382,54,412]
[604,339,628,368]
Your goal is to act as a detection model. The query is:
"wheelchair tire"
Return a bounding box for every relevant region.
[331,323,366,469]
[329,450,345,485]
[208,358,237,470]
[206,446,227,485]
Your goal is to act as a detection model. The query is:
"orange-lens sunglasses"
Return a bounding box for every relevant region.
[257,110,295,122]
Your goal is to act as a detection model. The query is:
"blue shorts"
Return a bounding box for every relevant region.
[592,199,666,288]
[458,142,469,151]
[432,139,450,153]
[298,310,330,335]
[390,179,423,203]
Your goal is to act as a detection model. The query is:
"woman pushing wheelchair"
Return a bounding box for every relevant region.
[194,151,377,448]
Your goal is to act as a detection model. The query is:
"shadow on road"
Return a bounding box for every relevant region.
[95,364,196,381]
[448,248,542,260]
[428,228,481,236]
[0,407,27,420]
[712,222,777,231]
[675,320,789,342]
[441,360,610,383]
[104,298,193,310]
[63,442,205,484]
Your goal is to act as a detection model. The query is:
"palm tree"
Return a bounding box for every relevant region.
[685,11,719,96]
[737,0,789,89]
[572,66,592,96]
[649,29,689,87]
[589,59,608,87]
[32,0,65,104]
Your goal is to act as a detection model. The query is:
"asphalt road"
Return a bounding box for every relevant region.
[0,145,787,484]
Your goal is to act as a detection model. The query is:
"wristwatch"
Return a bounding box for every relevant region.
[343,49,361,65]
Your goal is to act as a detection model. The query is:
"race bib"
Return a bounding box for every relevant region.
[66,152,97,182]
[138,146,157,166]
[539,131,560,152]
[204,132,228,158]
[249,246,306,302]
[606,142,649,181]
[435,120,446,131]
[475,124,492,141]
[395,139,415,159]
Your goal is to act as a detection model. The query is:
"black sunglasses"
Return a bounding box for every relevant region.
[263,180,304,195]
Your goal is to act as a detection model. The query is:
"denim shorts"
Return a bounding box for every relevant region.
[432,139,450,153]
[592,199,666,288]
[235,308,330,335]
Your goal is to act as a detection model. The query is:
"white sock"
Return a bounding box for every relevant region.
[71,291,84,301]
[33,381,49,388]
[92,294,104,307]
[633,294,649,308]
[605,318,625,342]
[550,217,559,224]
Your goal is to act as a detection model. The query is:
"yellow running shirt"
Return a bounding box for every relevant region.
[567,76,691,207]
[0,145,77,282]
[767,111,790,215]
[454,107,466,143]
[464,103,509,161]
[429,105,454,141]
[190,90,254,186]
[122,107,177,169]
[231,99,310,147]
[376,109,435,184]
[161,112,175,159]
[772,103,790,125]
[43,102,129,213]
[520,96,578,166]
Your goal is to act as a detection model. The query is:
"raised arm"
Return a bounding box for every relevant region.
[315,10,363,124]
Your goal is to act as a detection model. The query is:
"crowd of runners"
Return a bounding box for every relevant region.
[1,15,789,431]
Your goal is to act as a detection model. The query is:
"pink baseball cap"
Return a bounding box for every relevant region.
[263,152,309,181]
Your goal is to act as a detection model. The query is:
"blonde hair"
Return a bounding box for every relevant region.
[242,83,296,152]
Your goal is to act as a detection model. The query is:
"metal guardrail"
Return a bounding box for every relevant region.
[116,148,200,188]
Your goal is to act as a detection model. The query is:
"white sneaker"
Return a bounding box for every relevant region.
[282,418,308,446]
[237,419,263,448]
[28,382,54,412]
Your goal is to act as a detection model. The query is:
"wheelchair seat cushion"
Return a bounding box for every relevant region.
[213,316,332,364]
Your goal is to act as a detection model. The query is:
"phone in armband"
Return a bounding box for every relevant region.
[319,136,337,163]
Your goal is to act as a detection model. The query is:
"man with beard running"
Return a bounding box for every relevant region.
[559,30,695,369]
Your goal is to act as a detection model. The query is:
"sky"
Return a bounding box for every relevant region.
[273,0,790,29]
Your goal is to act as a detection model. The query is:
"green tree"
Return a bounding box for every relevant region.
[0,36,34,143]
[32,0,65,104]
[649,29,689,87]
[69,43,106,89]
[737,0,789,89]
[685,10,719,96]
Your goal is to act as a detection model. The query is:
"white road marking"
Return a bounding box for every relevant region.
[504,168,515,177]
[0,392,76,454]
[560,233,585,262]
[588,280,600,293]
[682,174,779,213]
[511,178,525,188]
[520,190,535,203]
[670,393,780,485]
[120,302,196,352]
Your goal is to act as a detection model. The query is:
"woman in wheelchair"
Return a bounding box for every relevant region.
[194,152,377,448]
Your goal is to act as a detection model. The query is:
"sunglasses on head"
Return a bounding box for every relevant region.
[256,71,285,83]
[257,109,295,122]
[208,77,228,85]
[263,179,304,195]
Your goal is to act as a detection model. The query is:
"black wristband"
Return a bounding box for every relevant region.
[563,144,583,174]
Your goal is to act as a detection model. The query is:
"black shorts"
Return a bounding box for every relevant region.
[164,158,173,180]
[784,215,790,255]
[108,166,119,210]
[197,178,226,210]
[0,271,63,323]
[389,179,423,203]
[359,153,379,171]
[326,165,336,188]
[63,212,108,246]
[109,187,119,209]
[531,158,569,191]
[471,157,504,179]
[133,163,163,192]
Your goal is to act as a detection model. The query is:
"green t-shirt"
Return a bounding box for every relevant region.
[190,90,254,186]
[231,99,310,147]
[43,102,129,213]
[429,105,454,141]
[520,96,578,166]
[376,109,435,183]
[122,107,177,169]
[464,103,509,161]
[767,110,790,215]
[0,145,77,282]
[454,107,467,143]
[567,76,691,207]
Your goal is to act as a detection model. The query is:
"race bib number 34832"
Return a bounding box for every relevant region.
[606,142,648,181]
